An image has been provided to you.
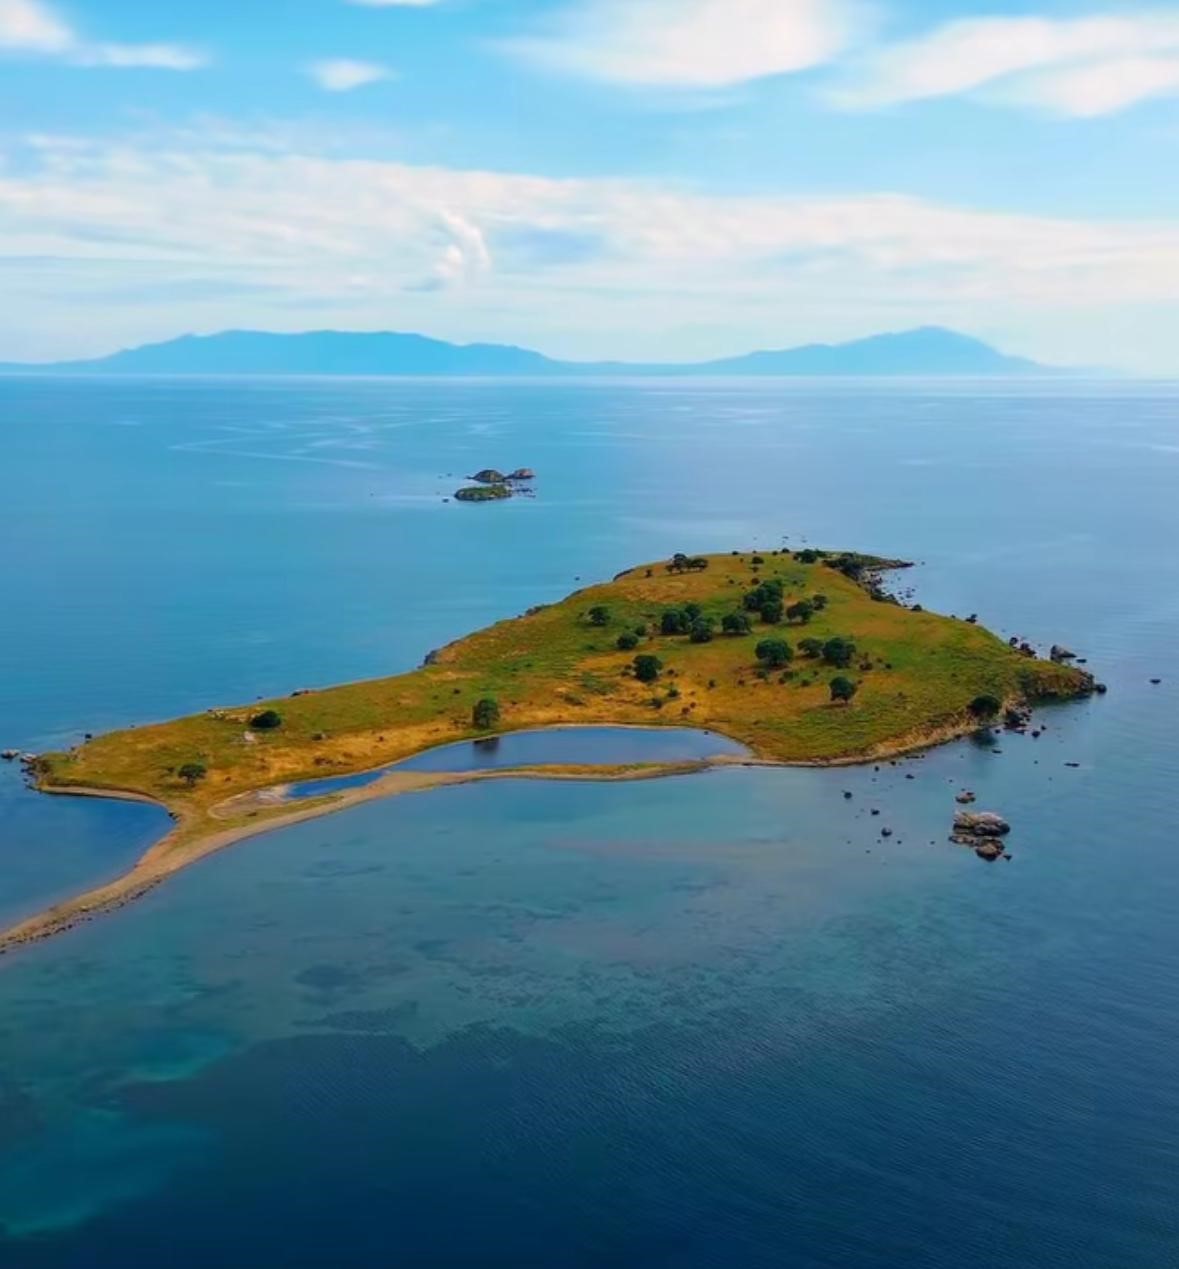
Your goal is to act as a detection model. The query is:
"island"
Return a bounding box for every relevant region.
[453,467,535,503]
[1,549,1093,953]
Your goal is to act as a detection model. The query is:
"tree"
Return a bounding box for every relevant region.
[969,694,1002,719]
[830,676,858,704]
[250,709,282,730]
[786,600,815,625]
[587,605,611,627]
[812,594,829,610]
[661,609,688,636]
[682,602,703,622]
[722,612,752,636]
[178,762,207,788]
[687,557,709,572]
[616,631,639,652]
[633,654,663,684]
[472,697,501,729]
[755,638,793,669]
[799,637,824,659]
[822,637,856,668]
[743,578,784,612]
[689,618,715,644]
[760,599,784,625]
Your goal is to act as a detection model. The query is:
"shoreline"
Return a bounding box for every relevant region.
[0,708,1014,959]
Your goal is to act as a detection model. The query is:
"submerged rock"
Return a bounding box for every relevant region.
[955,790,977,804]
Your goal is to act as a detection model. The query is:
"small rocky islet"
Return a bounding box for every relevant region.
[453,467,536,503]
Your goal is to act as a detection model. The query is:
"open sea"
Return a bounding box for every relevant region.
[1,376,1177,1266]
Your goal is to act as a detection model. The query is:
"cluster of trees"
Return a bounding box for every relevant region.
[659,603,713,644]
[667,553,709,573]
[742,578,785,624]
[794,549,827,564]
[798,636,857,667]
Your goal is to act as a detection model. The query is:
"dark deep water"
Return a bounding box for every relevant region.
[1,377,1177,1265]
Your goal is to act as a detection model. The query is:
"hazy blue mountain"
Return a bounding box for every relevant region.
[0,325,1049,377]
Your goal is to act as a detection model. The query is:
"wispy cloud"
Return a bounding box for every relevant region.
[834,12,1179,116]
[306,58,392,92]
[503,0,867,88]
[0,0,206,69]
[3,129,1179,367]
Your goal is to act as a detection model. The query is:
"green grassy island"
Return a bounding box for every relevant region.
[2,549,1093,953]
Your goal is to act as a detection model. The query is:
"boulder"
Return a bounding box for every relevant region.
[0,749,17,761]
[507,468,536,481]
[975,841,1005,861]
[953,810,1011,837]
[471,469,507,484]
[1050,644,1077,663]
[955,790,976,804]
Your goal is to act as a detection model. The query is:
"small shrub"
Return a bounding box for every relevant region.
[617,631,640,652]
[587,605,611,627]
[830,676,858,704]
[178,762,207,787]
[472,698,501,729]
[634,654,663,684]
[250,709,282,730]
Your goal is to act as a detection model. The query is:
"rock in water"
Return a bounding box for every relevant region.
[953,810,1011,837]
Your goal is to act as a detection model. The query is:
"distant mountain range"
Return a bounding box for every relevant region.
[0,326,1051,378]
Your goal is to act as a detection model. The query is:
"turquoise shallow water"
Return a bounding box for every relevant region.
[1,377,1178,1265]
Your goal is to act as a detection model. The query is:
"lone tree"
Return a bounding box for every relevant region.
[689,617,715,644]
[822,637,856,669]
[616,631,640,652]
[472,697,501,730]
[969,693,1002,719]
[587,605,611,627]
[249,709,283,730]
[786,600,815,625]
[722,612,752,636]
[830,676,858,705]
[799,637,824,659]
[760,598,785,625]
[178,762,207,788]
[755,638,793,669]
[633,653,663,684]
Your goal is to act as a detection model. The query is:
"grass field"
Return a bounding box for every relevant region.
[37,549,1091,828]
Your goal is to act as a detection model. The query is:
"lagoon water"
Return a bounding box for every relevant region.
[1,377,1178,1265]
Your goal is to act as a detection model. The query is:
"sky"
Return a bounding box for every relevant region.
[1,0,1178,370]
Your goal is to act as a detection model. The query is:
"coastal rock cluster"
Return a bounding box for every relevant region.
[951,809,1012,861]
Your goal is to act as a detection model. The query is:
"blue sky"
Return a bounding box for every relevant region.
[2,0,1178,369]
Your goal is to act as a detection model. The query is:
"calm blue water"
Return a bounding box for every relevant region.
[286,726,750,800]
[1,377,1178,1265]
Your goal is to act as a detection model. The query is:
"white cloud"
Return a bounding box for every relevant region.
[0,0,205,69]
[3,131,1179,368]
[504,0,866,88]
[0,0,71,52]
[306,58,392,91]
[835,12,1179,116]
